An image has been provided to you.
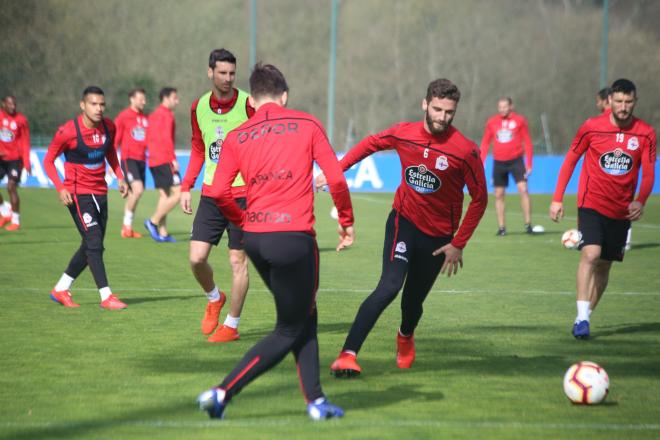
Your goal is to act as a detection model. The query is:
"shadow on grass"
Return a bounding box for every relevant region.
[333,383,444,410]
[592,322,660,338]
[0,239,79,246]
[123,295,197,305]
[628,242,660,250]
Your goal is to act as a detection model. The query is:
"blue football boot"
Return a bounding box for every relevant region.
[144,219,163,242]
[197,388,226,419]
[307,397,344,421]
[572,320,590,339]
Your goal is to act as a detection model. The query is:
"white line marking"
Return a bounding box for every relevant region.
[1,419,659,431]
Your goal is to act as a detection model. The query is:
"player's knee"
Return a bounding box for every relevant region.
[189,252,208,267]
[580,248,601,265]
[229,251,248,273]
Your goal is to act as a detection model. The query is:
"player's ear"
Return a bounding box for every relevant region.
[248,95,256,109]
[79,100,85,112]
[280,91,288,107]
[207,67,214,80]
[422,99,428,111]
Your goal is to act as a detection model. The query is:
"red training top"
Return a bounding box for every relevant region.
[44,115,123,195]
[553,112,656,220]
[114,107,148,161]
[207,102,354,235]
[182,89,255,196]
[480,111,533,169]
[341,121,487,249]
[147,104,176,167]
[0,109,31,171]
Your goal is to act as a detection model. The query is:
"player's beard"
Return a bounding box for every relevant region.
[612,108,633,126]
[425,110,451,136]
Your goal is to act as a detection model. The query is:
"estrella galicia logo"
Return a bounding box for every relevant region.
[600,148,633,176]
[209,140,222,163]
[405,164,441,194]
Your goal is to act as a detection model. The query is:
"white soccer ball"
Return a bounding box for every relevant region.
[561,229,581,249]
[330,206,338,220]
[563,361,609,405]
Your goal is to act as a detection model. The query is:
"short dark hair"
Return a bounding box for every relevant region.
[610,79,636,96]
[499,96,513,105]
[209,48,237,69]
[129,88,146,98]
[597,87,611,100]
[159,87,177,102]
[426,79,460,103]
[82,86,104,99]
[249,63,289,99]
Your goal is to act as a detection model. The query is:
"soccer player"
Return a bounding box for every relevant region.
[596,87,611,114]
[0,95,31,231]
[550,79,656,339]
[480,97,534,235]
[144,87,180,242]
[197,63,353,420]
[317,79,487,376]
[115,88,148,238]
[180,49,255,343]
[43,86,129,309]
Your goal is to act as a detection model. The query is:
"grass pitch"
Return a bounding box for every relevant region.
[1,189,659,440]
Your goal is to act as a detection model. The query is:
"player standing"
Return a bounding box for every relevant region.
[197,63,353,420]
[43,86,129,309]
[180,49,255,342]
[318,79,488,376]
[144,87,180,242]
[0,95,31,231]
[480,97,534,235]
[115,88,148,238]
[550,79,656,339]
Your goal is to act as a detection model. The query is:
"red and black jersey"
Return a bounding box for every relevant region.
[341,121,487,249]
[147,105,176,167]
[553,112,656,220]
[480,111,533,168]
[182,89,255,194]
[0,109,31,169]
[44,115,123,195]
[114,107,148,161]
[207,102,353,235]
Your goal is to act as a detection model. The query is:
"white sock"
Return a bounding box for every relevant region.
[54,273,75,292]
[342,350,357,357]
[11,212,19,225]
[206,286,221,302]
[0,203,9,217]
[224,314,240,329]
[123,211,134,227]
[99,287,112,301]
[588,309,593,317]
[626,228,632,246]
[576,300,590,322]
[398,328,412,338]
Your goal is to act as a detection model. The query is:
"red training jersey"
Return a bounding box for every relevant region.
[207,102,354,235]
[341,121,487,249]
[0,109,31,170]
[553,112,656,220]
[114,107,148,161]
[44,115,123,195]
[182,89,255,196]
[147,104,176,167]
[480,111,533,169]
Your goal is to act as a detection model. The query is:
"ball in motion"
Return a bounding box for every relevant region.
[563,361,609,404]
[561,229,581,249]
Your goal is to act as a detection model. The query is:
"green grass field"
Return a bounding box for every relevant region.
[1,189,659,440]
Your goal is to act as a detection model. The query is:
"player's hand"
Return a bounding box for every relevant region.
[627,201,644,221]
[172,160,180,172]
[549,201,564,222]
[117,179,129,198]
[525,167,532,178]
[432,243,463,277]
[180,191,193,215]
[315,172,328,192]
[58,189,73,206]
[336,224,355,252]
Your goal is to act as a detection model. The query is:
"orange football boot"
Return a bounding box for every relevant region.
[330,351,362,377]
[201,293,226,335]
[100,294,128,310]
[396,332,415,369]
[50,289,80,308]
[5,223,20,231]
[208,325,240,342]
[121,225,142,238]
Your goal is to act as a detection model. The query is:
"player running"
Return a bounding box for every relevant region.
[44,86,129,309]
[180,49,255,343]
[317,78,487,376]
[144,87,180,242]
[0,95,31,231]
[197,63,353,420]
[480,97,534,236]
[550,79,656,339]
[115,88,148,238]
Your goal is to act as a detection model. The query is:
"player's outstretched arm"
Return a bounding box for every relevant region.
[432,243,463,277]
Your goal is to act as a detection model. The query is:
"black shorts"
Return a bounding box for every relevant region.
[121,159,146,184]
[190,195,246,249]
[492,157,526,187]
[0,159,22,183]
[578,208,630,262]
[150,163,181,189]
[67,194,108,245]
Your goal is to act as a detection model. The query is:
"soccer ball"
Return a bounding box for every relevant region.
[563,361,609,404]
[561,229,581,249]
